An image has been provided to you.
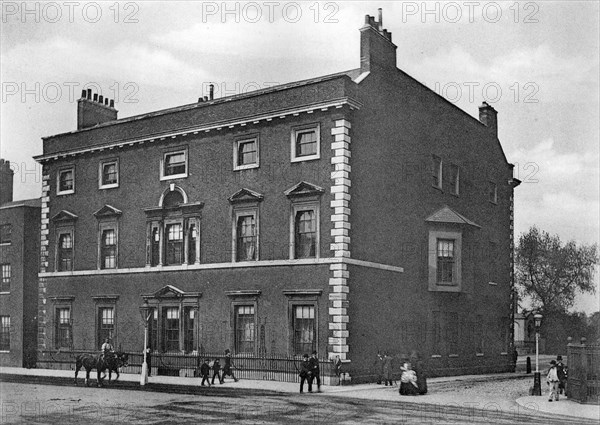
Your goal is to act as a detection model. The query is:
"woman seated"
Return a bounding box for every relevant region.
[399,362,420,396]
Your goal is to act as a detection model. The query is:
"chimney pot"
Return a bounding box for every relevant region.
[209,83,214,100]
[478,102,498,137]
[378,8,383,30]
[87,88,92,99]
[198,97,203,103]
[81,89,87,99]
[204,96,208,101]
[93,93,98,102]
[99,95,104,104]
[110,99,115,108]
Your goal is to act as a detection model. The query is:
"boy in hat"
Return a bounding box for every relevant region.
[299,354,312,393]
[546,360,560,401]
[200,358,211,387]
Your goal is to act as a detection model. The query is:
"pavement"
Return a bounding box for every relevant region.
[1,364,598,423]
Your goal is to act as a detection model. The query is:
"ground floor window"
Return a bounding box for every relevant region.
[163,307,180,352]
[234,305,255,353]
[55,308,72,349]
[292,305,315,355]
[97,307,114,349]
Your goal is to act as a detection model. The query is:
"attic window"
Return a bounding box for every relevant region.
[291,124,320,162]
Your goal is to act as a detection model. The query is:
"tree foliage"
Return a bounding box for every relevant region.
[515,226,598,314]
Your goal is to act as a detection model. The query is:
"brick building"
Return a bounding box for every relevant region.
[35,11,519,380]
[0,159,41,367]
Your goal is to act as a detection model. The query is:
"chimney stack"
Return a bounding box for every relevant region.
[478,102,498,137]
[209,83,214,100]
[0,159,14,205]
[360,8,396,73]
[77,89,118,130]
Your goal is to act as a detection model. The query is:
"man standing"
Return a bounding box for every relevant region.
[309,350,321,392]
[373,352,384,384]
[222,349,239,382]
[556,355,567,395]
[299,354,312,393]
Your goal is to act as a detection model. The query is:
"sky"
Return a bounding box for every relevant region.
[1,1,598,313]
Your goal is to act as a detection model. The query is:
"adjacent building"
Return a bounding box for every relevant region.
[34,11,519,380]
[0,159,41,367]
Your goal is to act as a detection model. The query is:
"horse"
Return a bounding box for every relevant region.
[74,352,128,387]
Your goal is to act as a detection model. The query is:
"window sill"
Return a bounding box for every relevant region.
[476,353,484,357]
[99,184,119,190]
[0,350,10,353]
[430,354,442,358]
[0,291,10,295]
[160,174,188,181]
[449,354,459,358]
[0,243,11,247]
[488,281,498,286]
[291,155,320,163]
[234,163,259,171]
[500,352,508,356]
[431,184,443,192]
[57,190,75,196]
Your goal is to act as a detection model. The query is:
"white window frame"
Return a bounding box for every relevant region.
[99,158,119,189]
[0,315,10,352]
[57,166,75,195]
[289,201,320,260]
[160,148,188,181]
[232,207,259,262]
[291,124,320,163]
[98,223,118,270]
[55,227,75,272]
[233,135,260,171]
[428,229,462,292]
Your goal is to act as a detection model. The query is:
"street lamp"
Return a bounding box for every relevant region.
[139,299,152,386]
[532,312,543,396]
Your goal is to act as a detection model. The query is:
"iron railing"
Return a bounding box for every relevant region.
[38,350,338,384]
[567,338,599,404]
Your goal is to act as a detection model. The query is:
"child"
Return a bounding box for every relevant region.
[211,358,222,385]
[546,360,559,401]
[200,358,211,387]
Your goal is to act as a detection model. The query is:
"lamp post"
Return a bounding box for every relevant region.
[139,300,151,386]
[532,313,543,396]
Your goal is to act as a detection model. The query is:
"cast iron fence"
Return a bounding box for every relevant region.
[567,338,599,404]
[38,350,339,384]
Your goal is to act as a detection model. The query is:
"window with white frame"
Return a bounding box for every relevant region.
[162,307,179,352]
[1,264,11,293]
[57,167,75,195]
[55,307,72,349]
[57,231,74,271]
[292,305,315,355]
[431,155,442,189]
[161,148,188,180]
[100,229,117,269]
[428,229,462,292]
[145,187,202,267]
[291,125,320,162]
[294,207,317,259]
[0,316,9,351]
[234,136,259,170]
[97,307,114,349]
[99,159,119,189]
[235,211,257,262]
[234,305,255,354]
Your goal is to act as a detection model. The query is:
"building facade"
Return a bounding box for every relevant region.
[35,12,519,380]
[0,159,41,367]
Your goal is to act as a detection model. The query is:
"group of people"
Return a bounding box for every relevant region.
[374,351,428,396]
[546,355,568,402]
[199,348,240,387]
[299,351,321,393]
